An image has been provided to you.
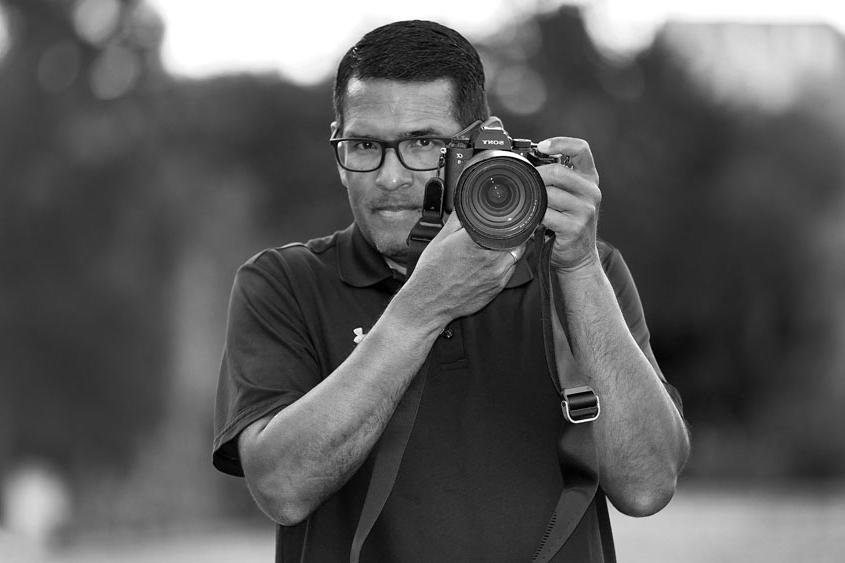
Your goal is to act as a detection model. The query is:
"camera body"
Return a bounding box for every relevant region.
[442,122,561,250]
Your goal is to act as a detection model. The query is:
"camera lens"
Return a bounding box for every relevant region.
[483,176,515,208]
[471,173,525,228]
[454,152,547,250]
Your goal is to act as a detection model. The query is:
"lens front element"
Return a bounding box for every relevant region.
[483,175,518,209]
[454,151,547,250]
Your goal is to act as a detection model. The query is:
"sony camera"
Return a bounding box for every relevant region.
[441,122,562,250]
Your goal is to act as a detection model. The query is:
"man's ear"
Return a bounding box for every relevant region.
[330,121,349,189]
[482,115,504,128]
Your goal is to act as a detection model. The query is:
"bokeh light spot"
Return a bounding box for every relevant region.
[89,45,140,99]
[493,65,547,116]
[73,0,122,45]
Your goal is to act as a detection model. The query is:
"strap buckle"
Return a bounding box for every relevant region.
[407,221,443,243]
[561,386,600,424]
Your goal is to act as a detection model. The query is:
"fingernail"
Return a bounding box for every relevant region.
[537,140,551,153]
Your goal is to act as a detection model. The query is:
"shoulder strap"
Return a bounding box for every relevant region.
[532,233,601,562]
[348,339,432,563]
[350,184,442,562]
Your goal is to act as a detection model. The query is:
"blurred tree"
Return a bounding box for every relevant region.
[0,0,343,528]
[0,0,172,479]
[490,7,845,481]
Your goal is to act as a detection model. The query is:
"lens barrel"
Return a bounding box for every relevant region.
[453,151,547,250]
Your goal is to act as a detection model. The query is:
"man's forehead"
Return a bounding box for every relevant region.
[341,77,459,135]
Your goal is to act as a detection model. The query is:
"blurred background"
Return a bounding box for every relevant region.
[1,1,843,561]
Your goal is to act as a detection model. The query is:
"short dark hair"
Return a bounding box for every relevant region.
[333,20,490,133]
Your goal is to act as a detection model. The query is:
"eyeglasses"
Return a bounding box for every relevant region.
[330,134,451,172]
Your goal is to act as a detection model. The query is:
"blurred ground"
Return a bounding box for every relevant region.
[610,484,845,563]
[3,484,843,563]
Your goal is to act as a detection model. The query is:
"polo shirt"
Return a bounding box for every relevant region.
[213,223,679,562]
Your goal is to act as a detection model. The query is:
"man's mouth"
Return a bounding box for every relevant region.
[371,205,420,219]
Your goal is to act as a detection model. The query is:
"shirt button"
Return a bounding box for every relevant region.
[441,327,453,339]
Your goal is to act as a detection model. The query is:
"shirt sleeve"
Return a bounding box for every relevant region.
[600,243,684,416]
[212,249,322,477]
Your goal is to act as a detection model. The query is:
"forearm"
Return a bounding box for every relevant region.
[553,261,690,516]
[241,291,448,525]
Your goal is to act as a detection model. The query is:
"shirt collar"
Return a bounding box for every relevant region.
[337,224,395,288]
[336,223,534,289]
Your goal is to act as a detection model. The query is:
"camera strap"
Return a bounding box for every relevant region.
[405,176,446,274]
[531,232,602,562]
[351,177,443,563]
[350,356,432,563]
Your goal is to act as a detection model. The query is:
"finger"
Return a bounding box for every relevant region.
[536,137,598,179]
[545,185,598,216]
[538,166,601,201]
[442,211,460,230]
[501,242,528,268]
[511,242,528,261]
[430,211,461,242]
[501,249,520,269]
[543,206,591,237]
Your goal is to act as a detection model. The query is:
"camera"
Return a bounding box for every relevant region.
[442,121,562,250]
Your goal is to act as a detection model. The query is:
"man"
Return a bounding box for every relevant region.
[213,20,689,562]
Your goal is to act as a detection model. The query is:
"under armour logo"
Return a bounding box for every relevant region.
[353,327,366,344]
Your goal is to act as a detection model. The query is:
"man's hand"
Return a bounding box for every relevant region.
[536,137,602,273]
[402,212,525,326]
[536,137,690,516]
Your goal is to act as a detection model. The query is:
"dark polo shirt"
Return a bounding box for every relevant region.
[214,223,678,562]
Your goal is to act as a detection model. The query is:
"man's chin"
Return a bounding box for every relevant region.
[373,237,409,265]
[365,221,417,264]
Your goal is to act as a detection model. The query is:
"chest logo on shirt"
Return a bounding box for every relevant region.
[353,327,367,344]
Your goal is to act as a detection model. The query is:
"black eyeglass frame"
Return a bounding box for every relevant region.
[329,135,453,172]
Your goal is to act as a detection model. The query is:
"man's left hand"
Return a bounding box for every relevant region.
[536,137,602,272]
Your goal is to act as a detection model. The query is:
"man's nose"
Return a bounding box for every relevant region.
[375,148,413,191]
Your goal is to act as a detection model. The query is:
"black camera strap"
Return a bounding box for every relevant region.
[405,176,446,274]
[350,356,432,563]
[531,232,602,562]
[351,177,443,563]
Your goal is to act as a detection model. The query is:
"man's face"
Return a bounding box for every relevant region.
[335,77,462,264]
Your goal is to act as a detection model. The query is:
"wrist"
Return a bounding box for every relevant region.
[383,287,451,339]
[551,248,601,276]
[552,252,604,288]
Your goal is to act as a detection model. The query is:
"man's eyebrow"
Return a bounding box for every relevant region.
[342,128,448,139]
[403,128,443,137]
[342,130,377,139]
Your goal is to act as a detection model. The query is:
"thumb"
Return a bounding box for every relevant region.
[432,211,461,240]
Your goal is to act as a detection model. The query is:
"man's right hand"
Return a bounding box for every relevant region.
[400,212,525,328]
